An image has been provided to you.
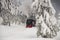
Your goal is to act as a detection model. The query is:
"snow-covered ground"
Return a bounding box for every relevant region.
[0,24,59,40]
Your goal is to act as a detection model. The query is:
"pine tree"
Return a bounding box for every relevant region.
[0,0,12,26]
[31,0,60,38]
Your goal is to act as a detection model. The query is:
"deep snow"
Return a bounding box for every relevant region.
[0,24,59,40]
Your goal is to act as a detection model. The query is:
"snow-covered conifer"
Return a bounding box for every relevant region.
[31,0,60,38]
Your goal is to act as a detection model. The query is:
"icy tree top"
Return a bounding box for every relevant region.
[31,0,56,15]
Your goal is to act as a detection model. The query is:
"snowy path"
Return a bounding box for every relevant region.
[0,24,58,40]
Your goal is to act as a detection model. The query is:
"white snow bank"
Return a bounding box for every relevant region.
[0,25,56,40]
[54,31,60,40]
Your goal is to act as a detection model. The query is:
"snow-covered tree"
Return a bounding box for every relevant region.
[0,0,12,26]
[31,0,60,38]
[0,0,28,25]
